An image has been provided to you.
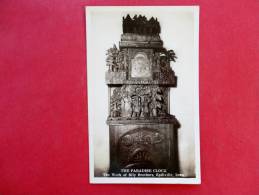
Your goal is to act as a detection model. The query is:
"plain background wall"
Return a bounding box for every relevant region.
[87,7,199,178]
[0,0,258,195]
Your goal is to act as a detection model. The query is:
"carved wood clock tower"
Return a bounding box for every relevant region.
[105,15,180,175]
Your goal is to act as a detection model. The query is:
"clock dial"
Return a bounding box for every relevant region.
[131,53,151,78]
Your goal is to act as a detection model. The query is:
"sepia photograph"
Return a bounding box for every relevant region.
[86,6,200,184]
[1,1,257,194]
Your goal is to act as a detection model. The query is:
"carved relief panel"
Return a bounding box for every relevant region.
[109,85,169,119]
[117,128,167,169]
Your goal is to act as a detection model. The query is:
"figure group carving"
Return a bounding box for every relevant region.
[123,14,161,35]
[106,44,126,72]
[109,85,168,119]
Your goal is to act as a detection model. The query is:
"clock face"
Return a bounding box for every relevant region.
[131,53,151,78]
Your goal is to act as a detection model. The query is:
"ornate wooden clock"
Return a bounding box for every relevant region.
[105,15,180,175]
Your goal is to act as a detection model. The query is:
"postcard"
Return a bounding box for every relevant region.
[86,6,200,184]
